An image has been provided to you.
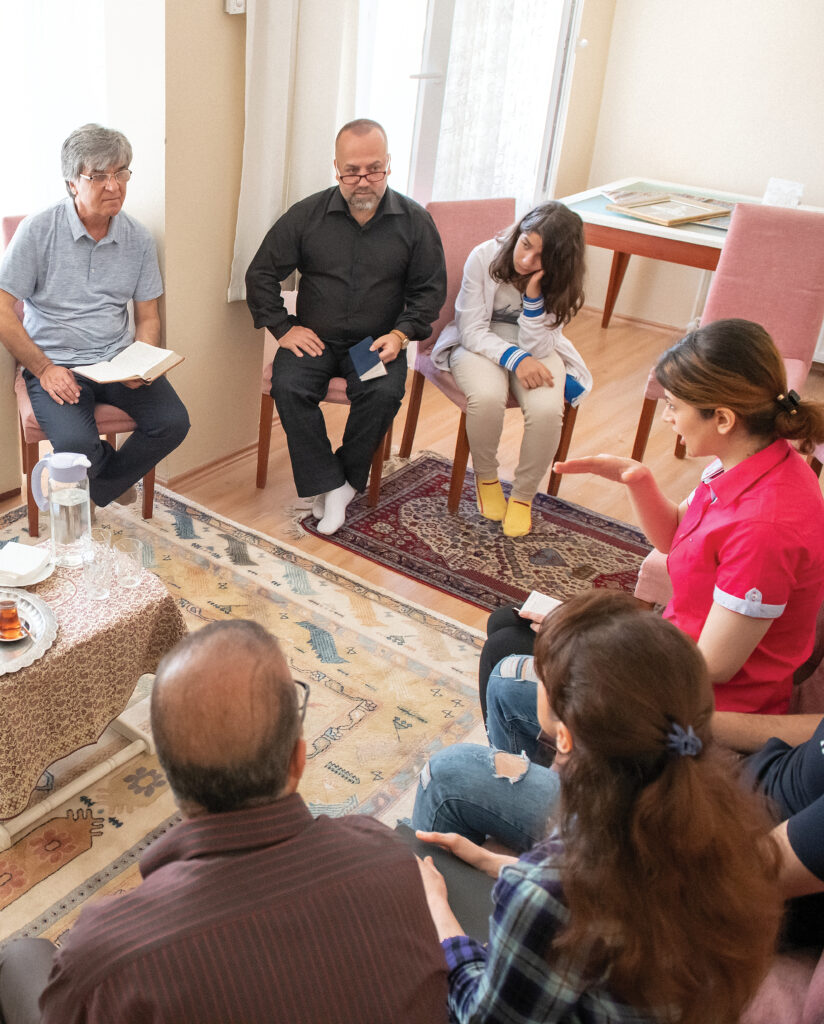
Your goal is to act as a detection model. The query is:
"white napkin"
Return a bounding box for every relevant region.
[0,542,50,584]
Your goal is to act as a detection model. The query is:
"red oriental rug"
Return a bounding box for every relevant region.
[303,454,652,611]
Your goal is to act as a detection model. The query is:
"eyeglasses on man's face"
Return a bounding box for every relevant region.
[338,170,388,185]
[294,679,310,723]
[78,169,133,186]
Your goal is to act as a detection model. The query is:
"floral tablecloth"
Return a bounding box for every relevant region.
[0,568,186,818]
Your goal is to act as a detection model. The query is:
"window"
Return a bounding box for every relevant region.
[356,0,579,213]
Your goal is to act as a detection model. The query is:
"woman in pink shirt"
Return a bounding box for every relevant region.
[557,318,824,713]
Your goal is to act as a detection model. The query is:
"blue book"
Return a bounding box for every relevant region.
[349,336,387,382]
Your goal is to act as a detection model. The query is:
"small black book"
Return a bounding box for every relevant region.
[349,335,387,382]
[394,823,496,944]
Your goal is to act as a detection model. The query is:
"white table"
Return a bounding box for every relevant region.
[559,177,760,327]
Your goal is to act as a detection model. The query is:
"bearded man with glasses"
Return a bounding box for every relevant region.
[0,123,189,508]
[246,118,446,535]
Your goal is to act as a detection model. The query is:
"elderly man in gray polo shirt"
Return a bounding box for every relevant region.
[0,123,189,508]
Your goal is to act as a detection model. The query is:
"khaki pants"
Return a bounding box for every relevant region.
[449,346,566,502]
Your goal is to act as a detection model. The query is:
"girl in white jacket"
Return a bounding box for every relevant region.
[432,202,591,536]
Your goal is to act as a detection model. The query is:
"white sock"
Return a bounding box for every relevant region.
[316,481,356,535]
[311,493,325,520]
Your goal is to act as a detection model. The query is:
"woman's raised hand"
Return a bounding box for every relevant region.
[553,454,649,485]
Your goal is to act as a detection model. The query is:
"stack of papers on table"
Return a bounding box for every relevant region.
[0,542,52,586]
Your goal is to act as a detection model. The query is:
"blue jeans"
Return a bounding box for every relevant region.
[410,743,559,853]
[24,371,189,507]
[411,658,557,853]
[485,655,543,760]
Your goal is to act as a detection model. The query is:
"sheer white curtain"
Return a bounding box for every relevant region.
[228,0,358,300]
[430,0,564,214]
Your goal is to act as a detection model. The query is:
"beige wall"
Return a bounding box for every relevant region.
[164,0,260,481]
[553,0,616,201]
[582,0,824,329]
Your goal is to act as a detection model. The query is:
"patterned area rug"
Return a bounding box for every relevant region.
[0,489,484,945]
[303,454,652,610]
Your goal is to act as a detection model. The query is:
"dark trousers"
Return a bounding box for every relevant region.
[271,341,406,497]
[479,606,536,721]
[24,371,190,507]
[0,938,54,1024]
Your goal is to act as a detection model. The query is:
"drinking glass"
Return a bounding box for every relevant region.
[0,599,23,639]
[114,538,144,588]
[91,525,113,549]
[81,545,112,600]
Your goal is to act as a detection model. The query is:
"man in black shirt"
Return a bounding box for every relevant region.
[246,119,446,534]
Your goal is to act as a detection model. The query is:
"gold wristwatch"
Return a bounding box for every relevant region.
[390,329,410,349]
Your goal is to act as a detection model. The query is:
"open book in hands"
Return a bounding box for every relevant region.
[73,341,184,385]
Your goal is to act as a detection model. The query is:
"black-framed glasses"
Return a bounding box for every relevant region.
[78,169,133,186]
[338,169,388,185]
[294,679,310,723]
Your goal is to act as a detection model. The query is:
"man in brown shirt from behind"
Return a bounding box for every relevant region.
[0,620,448,1024]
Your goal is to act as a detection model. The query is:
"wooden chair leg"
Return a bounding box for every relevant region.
[23,438,40,538]
[674,435,686,459]
[809,456,823,477]
[547,402,578,498]
[142,466,156,519]
[399,370,425,459]
[448,414,470,514]
[367,428,390,507]
[256,393,275,489]
[631,397,659,462]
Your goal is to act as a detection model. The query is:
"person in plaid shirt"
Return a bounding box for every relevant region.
[417,591,783,1024]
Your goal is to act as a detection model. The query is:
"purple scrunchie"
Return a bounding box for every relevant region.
[666,722,702,758]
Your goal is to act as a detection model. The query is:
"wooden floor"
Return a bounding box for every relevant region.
[6,307,824,636]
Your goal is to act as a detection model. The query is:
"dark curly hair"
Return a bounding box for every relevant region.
[489,201,585,328]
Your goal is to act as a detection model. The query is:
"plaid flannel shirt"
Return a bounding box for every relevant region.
[441,839,659,1023]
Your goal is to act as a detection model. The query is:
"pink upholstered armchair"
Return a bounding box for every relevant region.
[398,199,579,511]
[632,203,824,462]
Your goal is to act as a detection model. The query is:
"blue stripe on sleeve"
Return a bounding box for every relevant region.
[499,346,530,371]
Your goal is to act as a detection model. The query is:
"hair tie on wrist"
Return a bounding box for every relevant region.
[666,722,702,758]
[776,390,800,415]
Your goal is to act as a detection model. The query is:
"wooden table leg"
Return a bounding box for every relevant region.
[601,250,631,328]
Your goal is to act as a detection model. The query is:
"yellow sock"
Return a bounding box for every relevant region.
[475,477,506,521]
[503,497,532,537]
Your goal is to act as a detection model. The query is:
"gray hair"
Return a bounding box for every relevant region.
[61,123,133,197]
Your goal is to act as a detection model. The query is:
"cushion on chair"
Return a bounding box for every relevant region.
[701,205,824,368]
[14,370,138,441]
[642,366,665,402]
[411,198,518,410]
[416,199,517,364]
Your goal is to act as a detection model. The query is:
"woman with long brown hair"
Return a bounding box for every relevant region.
[431,201,591,536]
[417,590,783,1024]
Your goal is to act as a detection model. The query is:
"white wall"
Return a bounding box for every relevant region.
[584,0,824,328]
